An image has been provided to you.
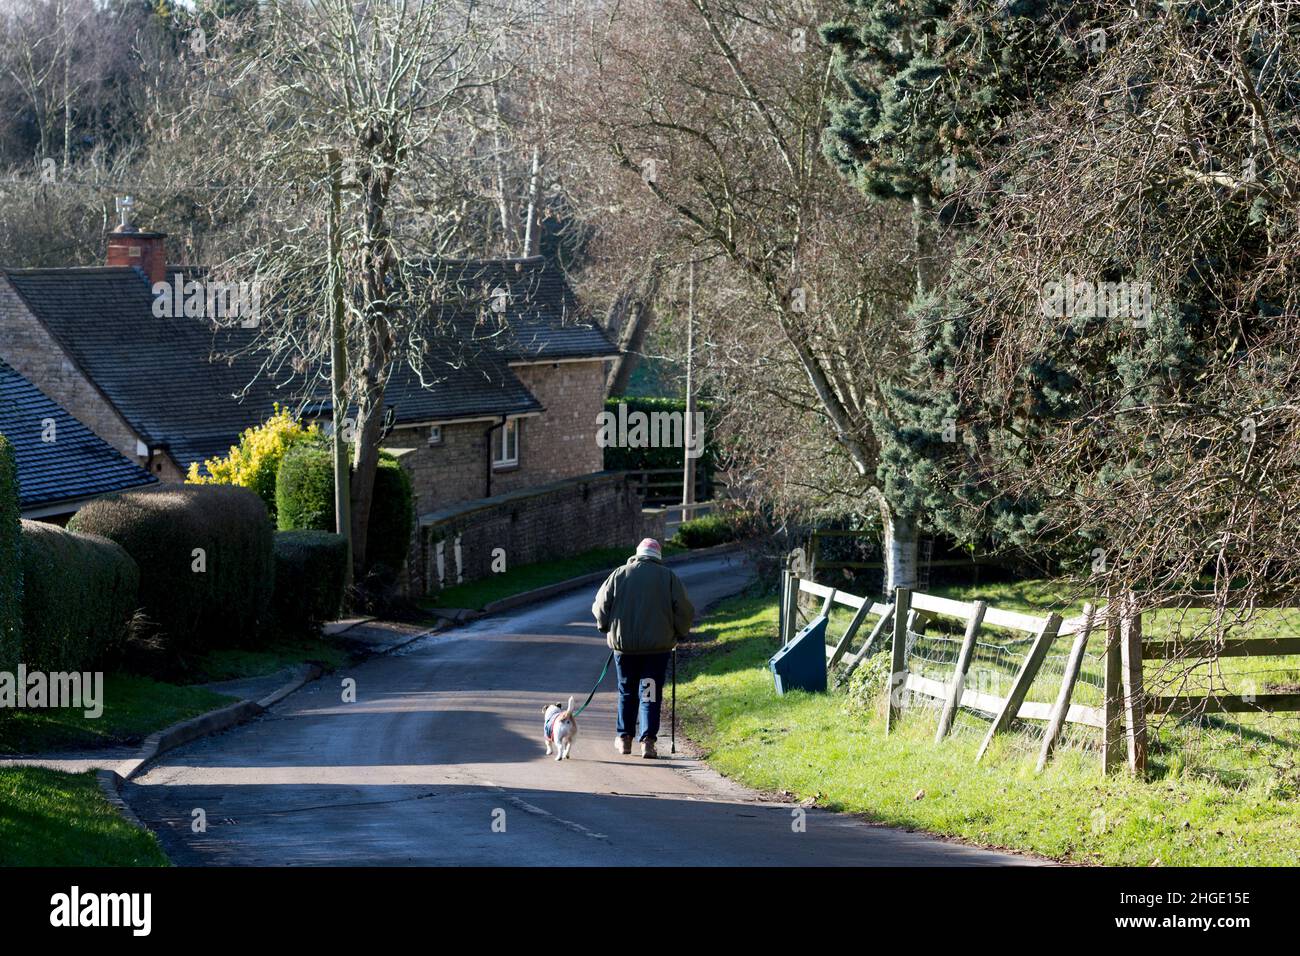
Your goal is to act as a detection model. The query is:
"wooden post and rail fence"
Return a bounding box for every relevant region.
[780,556,1300,776]
[626,467,717,507]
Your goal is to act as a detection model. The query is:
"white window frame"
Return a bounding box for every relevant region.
[493,418,519,468]
[427,424,443,446]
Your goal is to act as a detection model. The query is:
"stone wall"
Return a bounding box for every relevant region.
[414,470,655,596]
[383,359,609,521]
[383,420,493,517]
[493,360,607,494]
[640,506,667,544]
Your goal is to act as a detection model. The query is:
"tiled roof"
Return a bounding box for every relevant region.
[383,328,542,424]
[1,266,286,469]
[0,356,157,510]
[431,257,619,361]
[1,256,615,466]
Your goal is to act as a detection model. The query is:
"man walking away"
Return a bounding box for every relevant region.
[592,538,695,758]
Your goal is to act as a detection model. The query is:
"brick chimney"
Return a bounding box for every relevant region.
[106,195,167,285]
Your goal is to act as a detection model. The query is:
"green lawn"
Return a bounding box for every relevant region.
[0,631,356,755]
[0,767,169,866]
[422,543,685,611]
[0,675,235,755]
[678,589,1300,865]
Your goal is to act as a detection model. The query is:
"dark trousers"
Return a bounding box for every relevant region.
[614,651,670,742]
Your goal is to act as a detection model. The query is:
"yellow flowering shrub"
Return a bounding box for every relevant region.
[187,406,320,519]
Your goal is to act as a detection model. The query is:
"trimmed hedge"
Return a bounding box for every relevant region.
[0,437,19,675]
[366,461,414,574]
[602,396,717,475]
[19,521,139,671]
[670,510,755,550]
[275,442,335,532]
[69,485,274,654]
[276,444,414,573]
[273,530,347,636]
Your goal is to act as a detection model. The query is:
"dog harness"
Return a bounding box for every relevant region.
[545,712,561,741]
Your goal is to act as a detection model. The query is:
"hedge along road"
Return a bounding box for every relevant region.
[124,552,1035,866]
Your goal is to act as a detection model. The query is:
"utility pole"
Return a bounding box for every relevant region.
[325,148,353,590]
[681,258,697,511]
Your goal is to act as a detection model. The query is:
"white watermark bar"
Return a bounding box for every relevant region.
[1040,273,1153,323]
[49,886,151,936]
[0,665,103,718]
[596,402,706,459]
[152,272,262,327]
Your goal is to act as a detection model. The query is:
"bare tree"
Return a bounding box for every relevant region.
[175,0,507,576]
[556,0,919,587]
[0,0,157,170]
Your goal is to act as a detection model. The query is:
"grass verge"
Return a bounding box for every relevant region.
[422,543,685,611]
[0,767,168,866]
[677,589,1300,865]
[0,631,355,755]
[0,675,235,755]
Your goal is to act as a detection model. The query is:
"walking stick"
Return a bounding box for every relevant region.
[671,646,677,754]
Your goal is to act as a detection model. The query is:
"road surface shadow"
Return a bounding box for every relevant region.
[124,779,1038,867]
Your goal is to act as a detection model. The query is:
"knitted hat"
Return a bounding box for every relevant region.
[635,538,662,559]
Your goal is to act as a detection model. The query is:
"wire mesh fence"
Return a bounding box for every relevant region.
[901,616,1102,759]
[784,566,1300,790]
[1139,604,1300,793]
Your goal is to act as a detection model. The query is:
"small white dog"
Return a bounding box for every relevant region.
[544,696,577,761]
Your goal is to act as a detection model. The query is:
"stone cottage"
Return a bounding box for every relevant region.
[0,204,647,589]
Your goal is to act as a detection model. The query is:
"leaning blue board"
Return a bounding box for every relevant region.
[769,615,828,694]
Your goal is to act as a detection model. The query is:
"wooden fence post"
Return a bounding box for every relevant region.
[778,565,788,647]
[935,600,988,743]
[1120,592,1148,776]
[827,600,871,672]
[976,612,1062,762]
[1036,603,1096,773]
[1102,597,1125,774]
[781,561,800,645]
[885,587,911,734]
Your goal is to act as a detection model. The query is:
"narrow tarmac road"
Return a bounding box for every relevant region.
[125,553,1037,866]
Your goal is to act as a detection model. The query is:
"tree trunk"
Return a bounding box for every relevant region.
[880,497,919,593]
[912,193,940,298]
[348,312,392,583]
[349,137,397,581]
[488,85,517,256]
[522,145,542,257]
[61,0,72,173]
[605,264,662,396]
[349,389,386,580]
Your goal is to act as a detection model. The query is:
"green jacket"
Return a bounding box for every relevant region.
[592,555,695,654]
